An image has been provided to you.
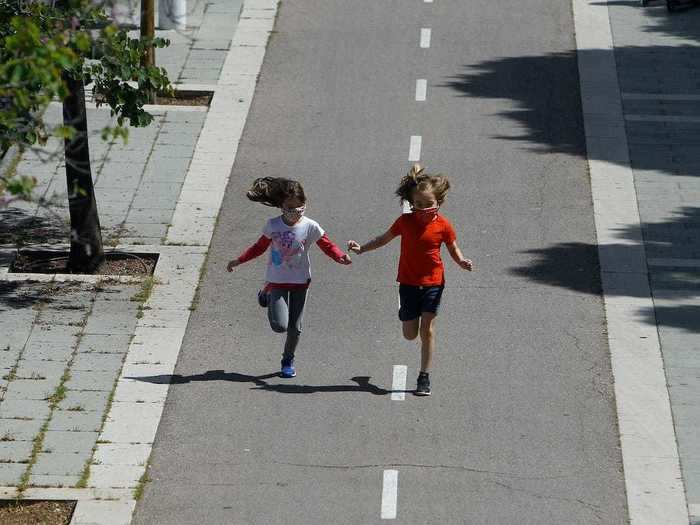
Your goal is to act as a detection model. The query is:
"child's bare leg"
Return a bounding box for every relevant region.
[402,319,419,340]
[419,313,436,372]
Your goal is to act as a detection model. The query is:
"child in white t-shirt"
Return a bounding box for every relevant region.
[227,177,351,377]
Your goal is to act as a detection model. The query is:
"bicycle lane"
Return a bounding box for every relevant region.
[133,0,628,522]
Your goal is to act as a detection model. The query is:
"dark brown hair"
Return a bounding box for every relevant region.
[395,164,450,205]
[246,177,306,208]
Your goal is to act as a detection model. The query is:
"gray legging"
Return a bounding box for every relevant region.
[267,288,307,360]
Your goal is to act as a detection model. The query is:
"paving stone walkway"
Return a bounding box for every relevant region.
[0,0,241,502]
[113,0,239,85]
[0,281,141,487]
[607,3,700,522]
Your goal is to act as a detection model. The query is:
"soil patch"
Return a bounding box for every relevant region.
[0,500,75,525]
[10,251,158,276]
[155,90,213,106]
[95,89,213,107]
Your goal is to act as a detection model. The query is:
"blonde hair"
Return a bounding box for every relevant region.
[395,164,450,205]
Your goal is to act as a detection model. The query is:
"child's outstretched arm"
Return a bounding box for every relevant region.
[317,234,352,265]
[347,230,396,254]
[446,240,473,271]
[227,235,272,271]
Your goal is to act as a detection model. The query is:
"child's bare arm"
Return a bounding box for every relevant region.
[348,230,396,254]
[447,241,473,271]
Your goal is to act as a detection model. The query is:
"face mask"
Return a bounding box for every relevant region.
[412,206,438,224]
[282,205,306,222]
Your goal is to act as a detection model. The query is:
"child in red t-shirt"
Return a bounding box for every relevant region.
[347,164,473,396]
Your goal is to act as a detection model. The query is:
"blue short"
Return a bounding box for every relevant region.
[398,284,444,321]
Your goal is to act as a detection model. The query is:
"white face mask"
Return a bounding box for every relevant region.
[282,205,306,221]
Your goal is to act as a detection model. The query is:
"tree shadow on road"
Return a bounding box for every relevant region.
[510,207,700,331]
[443,47,700,177]
[130,370,396,395]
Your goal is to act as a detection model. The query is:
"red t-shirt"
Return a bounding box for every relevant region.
[389,213,457,286]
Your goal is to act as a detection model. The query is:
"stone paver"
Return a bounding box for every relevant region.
[31,452,90,476]
[58,391,110,413]
[0,463,26,485]
[0,399,50,421]
[78,334,132,354]
[72,353,125,372]
[0,0,238,511]
[28,474,81,487]
[0,441,33,462]
[42,431,99,455]
[0,418,43,441]
[48,410,104,432]
[608,3,700,520]
[65,370,121,392]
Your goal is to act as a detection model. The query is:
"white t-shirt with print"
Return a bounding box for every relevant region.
[263,216,325,284]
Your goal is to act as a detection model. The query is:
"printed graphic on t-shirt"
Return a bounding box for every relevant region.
[270,231,306,270]
[263,216,324,283]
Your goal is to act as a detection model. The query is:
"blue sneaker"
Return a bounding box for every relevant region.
[280,357,296,378]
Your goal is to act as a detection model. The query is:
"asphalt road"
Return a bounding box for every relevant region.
[134,0,628,523]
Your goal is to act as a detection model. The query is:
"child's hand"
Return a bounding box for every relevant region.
[227,259,241,272]
[459,259,473,271]
[338,254,352,265]
[347,240,361,254]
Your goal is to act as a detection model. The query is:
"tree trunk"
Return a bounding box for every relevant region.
[62,72,104,272]
[141,0,156,103]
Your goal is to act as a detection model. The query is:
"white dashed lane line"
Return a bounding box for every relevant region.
[381,470,399,519]
[408,135,422,161]
[420,28,431,48]
[415,79,427,101]
[391,365,408,400]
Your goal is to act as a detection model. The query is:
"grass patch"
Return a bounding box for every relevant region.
[17,419,50,493]
[131,276,157,304]
[75,461,91,489]
[45,381,67,406]
[133,468,151,500]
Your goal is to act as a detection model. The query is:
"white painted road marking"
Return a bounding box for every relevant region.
[391,365,407,400]
[381,470,399,519]
[420,28,431,48]
[415,79,427,101]
[424,0,434,3]
[408,135,422,161]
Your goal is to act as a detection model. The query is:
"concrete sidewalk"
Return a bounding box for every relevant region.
[606,3,700,522]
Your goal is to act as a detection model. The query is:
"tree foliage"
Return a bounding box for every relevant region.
[0,0,172,201]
